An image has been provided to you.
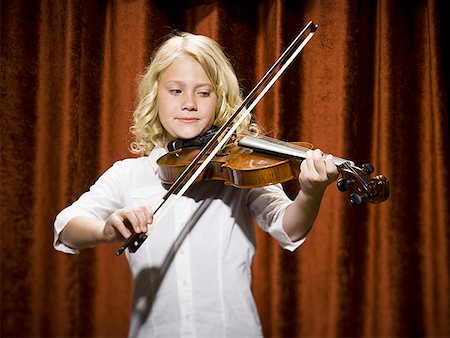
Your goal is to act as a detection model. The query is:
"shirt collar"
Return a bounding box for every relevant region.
[148,147,167,175]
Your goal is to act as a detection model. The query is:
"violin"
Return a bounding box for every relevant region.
[157,134,389,205]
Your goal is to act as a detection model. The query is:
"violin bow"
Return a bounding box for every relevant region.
[116,21,318,255]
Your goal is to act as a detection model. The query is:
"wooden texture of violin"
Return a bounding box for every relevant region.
[157,145,310,188]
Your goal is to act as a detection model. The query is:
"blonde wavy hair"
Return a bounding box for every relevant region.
[130,31,260,156]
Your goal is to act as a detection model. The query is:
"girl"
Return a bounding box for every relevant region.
[54,32,339,337]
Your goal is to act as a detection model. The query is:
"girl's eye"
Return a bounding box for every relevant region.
[197,91,210,97]
[169,89,182,95]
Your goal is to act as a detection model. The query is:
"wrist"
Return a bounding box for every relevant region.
[298,185,326,201]
[102,222,120,243]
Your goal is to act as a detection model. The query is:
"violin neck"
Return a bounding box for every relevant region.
[238,135,349,166]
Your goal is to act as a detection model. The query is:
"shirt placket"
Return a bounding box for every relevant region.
[174,198,195,337]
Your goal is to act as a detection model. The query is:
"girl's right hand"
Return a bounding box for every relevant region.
[103,205,153,242]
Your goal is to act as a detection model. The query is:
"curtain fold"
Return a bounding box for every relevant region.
[1,0,448,337]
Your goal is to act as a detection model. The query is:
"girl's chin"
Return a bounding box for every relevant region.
[173,127,210,140]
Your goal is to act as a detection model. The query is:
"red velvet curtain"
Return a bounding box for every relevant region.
[1,0,449,337]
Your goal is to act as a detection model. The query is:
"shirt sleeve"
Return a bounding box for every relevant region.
[247,184,306,252]
[53,161,126,254]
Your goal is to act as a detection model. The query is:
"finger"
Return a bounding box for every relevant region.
[133,206,153,233]
[325,154,339,179]
[312,149,327,177]
[130,209,147,234]
[141,205,154,224]
[108,213,133,239]
[303,149,315,173]
[125,206,154,233]
[127,208,153,234]
[120,208,142,234]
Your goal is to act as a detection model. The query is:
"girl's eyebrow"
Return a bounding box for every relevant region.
[195,84,214,90]
[162,80,213,88]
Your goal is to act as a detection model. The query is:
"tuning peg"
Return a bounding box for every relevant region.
[337,178,354,191]
[349,193,363,205]
[361,163,374,174]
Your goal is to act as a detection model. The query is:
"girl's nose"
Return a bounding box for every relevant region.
[182,94,197,111]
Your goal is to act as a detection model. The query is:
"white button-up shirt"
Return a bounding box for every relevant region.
[54,147,305,337]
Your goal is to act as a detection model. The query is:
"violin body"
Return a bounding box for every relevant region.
[157,142,313,188]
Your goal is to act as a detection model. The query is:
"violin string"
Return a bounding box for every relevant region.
[239,135,351,168]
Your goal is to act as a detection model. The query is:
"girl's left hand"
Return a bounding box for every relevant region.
[299,149,339,196]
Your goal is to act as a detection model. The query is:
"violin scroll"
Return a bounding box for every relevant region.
[337,161,389,205]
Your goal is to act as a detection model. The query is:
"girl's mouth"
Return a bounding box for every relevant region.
[177,117,199,123]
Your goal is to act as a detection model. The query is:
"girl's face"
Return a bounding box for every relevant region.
[157,55,217,140]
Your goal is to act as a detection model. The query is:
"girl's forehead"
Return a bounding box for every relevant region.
[160,55,211,83]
